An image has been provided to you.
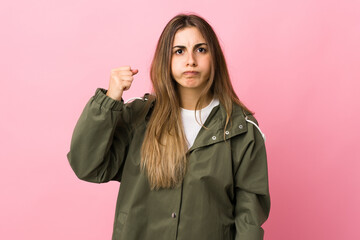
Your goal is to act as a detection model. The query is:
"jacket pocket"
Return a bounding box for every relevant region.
[222,223,235,240]
[114,211,127,236]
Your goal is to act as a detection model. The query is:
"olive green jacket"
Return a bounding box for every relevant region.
[67,88,270,240]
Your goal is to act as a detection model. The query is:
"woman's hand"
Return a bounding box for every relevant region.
[106,66,138,101]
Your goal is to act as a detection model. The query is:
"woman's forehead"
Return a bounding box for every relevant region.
[172,27,207,46]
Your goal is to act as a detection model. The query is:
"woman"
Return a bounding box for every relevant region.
[67,13,270,240]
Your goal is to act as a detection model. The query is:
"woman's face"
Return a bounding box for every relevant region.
[171,27,212,94]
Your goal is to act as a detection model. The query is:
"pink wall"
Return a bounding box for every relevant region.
[1,0,359,239]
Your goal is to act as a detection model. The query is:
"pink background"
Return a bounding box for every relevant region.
[1,0,359,239]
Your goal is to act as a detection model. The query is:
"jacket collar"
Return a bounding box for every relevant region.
[144,95,249,152]
[188,102,248,152]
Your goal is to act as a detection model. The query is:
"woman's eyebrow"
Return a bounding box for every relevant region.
[172,43,207,49]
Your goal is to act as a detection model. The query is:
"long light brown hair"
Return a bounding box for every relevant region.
[141,13,252,190]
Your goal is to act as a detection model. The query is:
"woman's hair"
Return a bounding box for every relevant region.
[141,13,252,190]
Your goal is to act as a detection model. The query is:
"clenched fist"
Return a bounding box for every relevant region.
[106,66,138,101]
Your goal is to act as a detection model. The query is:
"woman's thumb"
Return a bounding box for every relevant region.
[131,68,139,75]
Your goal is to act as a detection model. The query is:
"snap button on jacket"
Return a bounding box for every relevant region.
[67,88,271,240]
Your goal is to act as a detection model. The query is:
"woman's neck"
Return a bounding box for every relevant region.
[178,88,213,110]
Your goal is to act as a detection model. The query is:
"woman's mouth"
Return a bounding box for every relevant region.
[183,71,199,76]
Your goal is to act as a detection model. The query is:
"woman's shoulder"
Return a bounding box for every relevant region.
[123,93,156,125]
[231,103,266,141]
[124,93,155,112]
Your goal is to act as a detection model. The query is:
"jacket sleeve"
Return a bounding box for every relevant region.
[66,88,132,183]
[233,120,271,240]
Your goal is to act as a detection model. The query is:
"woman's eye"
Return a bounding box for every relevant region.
[197,47,207,53]
[175,49,183,54]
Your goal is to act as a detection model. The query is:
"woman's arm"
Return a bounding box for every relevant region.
[233,120,271,240]
[66,88,132,183]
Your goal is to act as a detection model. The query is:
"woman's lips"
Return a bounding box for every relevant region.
[183,71,199,76]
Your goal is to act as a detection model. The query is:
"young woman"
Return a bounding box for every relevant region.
[67,13,270,240]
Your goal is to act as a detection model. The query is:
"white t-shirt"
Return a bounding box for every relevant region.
[181,99,220,149]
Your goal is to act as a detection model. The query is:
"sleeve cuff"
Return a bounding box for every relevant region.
[236,227,264,240]
[93,88,124,111]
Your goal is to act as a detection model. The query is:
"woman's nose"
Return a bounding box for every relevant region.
[186,53,197,66]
